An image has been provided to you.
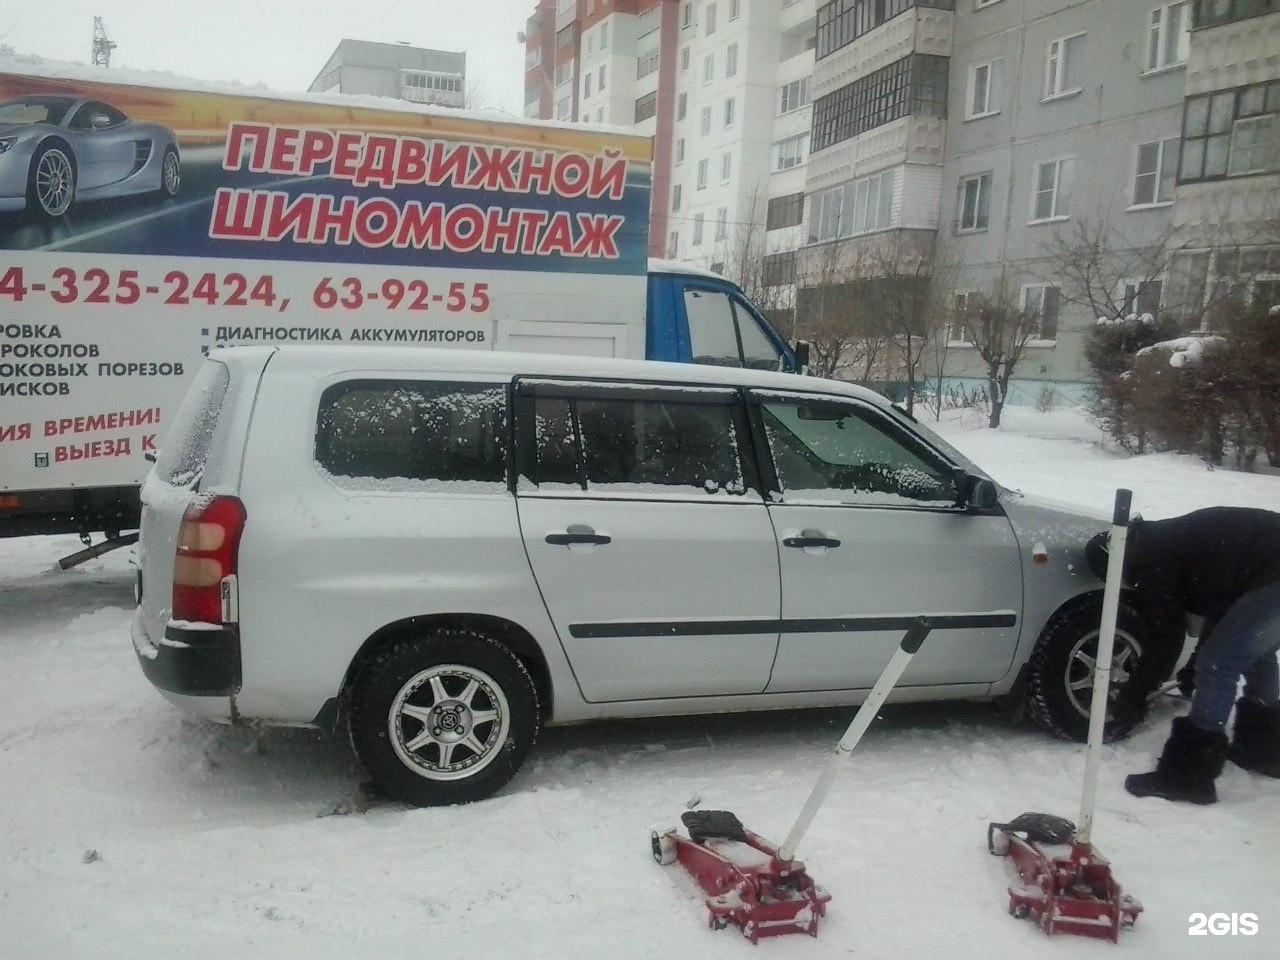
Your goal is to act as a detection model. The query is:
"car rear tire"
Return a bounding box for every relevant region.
[348,629,539,806]
[159,146,181,198]
[28,142,76,217]
[1025,597,1178,743]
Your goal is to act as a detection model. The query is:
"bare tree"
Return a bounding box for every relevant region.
[956,282,1042,428]
[716,183,797,336]
[794,240,891,381]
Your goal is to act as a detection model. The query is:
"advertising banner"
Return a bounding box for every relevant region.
[0,69,653,492]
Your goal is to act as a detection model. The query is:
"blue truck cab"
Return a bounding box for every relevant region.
[646,259,804,372]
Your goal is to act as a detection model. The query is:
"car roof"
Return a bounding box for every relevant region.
[210,344,890,405]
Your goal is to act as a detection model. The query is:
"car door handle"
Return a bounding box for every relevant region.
[782,535,841,549]
[545,532,612,546]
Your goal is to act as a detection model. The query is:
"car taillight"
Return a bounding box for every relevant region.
[172,495,246,624]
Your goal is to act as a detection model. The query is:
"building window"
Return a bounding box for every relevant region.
[775,133,809,170]
[715,207,729,240]
[557,24,576,50]
[779,77,810,114]
[1133,137,1180,205]
[1181,81,1280,182]
[601,21,609,49]
[587,32,595,56]
[703,54,715,84]
[958,172,991,231]
[555,62,574,87]
[811,54,949,153]
[721,152,732,181]
[584,75,593,98]
[676,138,686,162]
[1116,278,1164,317]
[635,91,658,123]
[1045,33,1085,100]
[816,0,959,61]
[400,71,463,96]
[556,96,572,120]
[678,92,688,120]
[1147,3,1190,72]
[701,106,712,135]
[727,43,739,77]
[724,97,736,128]
[682,47,690,71]
[638,48,660,79]
[668,231,679,258]
[1031,158,1073,221]
[637,5,661,37]
[673,184,683,211]
[683,0,695,29]
[967,60,1001,118]
[697,158,709,189]
[1192,0,1279,28]
[948,291,976,343]
[600,64,606,89]
[808,169,896,242]
[693,213,705,245]
[730,0,742,20]
[707,1,718,34]
[766,193,805,230]
[1021,284,1061,340]
[762,251,798,287]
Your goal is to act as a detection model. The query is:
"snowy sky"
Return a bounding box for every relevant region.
[0,0,534,114]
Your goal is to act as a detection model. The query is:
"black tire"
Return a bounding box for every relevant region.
[1025,596,1180,743]
[27,141,76,217]
[348,629,539,806]
[159,146,181,198]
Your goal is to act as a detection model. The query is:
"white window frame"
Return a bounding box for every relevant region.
[668,231,679,258]
[1131,137,1180,208]
[1030,157,1074,223]
[683,1,695,30]
[1228,114,1280,176]
[700,106,712,135]
[720,152,732,182]
[584,74,592,98]
[726,43,739,78]
[601,21,609,49]
[1020,283,1061,341]
[676,138,686,163]
[672,184,683,211]
[677,92,687,120]
[966,60,1001,120]
[1044,32,1085,101]
[715,207,729,241]
[775,133,808,171]
[730,0,741,20]
[724,97,736,128]
[599,65,606,90]
[697,158,709,190]
[703,54,715,85]
[637,48,660,79]
[778,78,810,115]
[693,212,705,245]
[949,290,980,344]
[1144,2,1190,74]
[707,1,717,35]
[681,47,690,72]
[958,172,992,232]
[1115,277,1164,318]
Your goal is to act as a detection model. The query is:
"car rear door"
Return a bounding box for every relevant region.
[749,389,1024,693]
[514,378,781,702]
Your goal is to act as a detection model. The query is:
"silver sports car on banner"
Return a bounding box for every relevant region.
[0,94,181,218]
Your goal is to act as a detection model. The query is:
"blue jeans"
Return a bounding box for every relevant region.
[1187,582,1280,732]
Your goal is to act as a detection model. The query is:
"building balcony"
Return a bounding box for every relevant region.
[806,115,945,191]
[780,0,817,36]
[1186,10,1280,94]
[813,6,952,94]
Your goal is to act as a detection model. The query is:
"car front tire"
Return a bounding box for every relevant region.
[1025,597,1177,743]
[159,146,181,198]
[348,629,540,806]
[28,142,76,217]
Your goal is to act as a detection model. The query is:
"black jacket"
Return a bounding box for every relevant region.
[1123,507,1280,624]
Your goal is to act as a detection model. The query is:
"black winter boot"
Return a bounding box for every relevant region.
[1125,717,1227,805]
[1228,699,1280,778]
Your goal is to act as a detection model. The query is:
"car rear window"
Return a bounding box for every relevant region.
[315,380,506,485]
[152,360,230,488]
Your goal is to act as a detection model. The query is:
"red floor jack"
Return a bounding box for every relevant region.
[651,617,933,943]
[988,489,1143,942]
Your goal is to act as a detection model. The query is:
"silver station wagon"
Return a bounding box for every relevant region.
[132,347,1175,806]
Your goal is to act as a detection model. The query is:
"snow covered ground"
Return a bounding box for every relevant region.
[1,406,1277,959]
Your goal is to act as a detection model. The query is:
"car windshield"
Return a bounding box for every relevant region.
[0,97,73,126]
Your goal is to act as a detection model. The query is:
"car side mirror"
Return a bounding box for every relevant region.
[791,339,810,372]
[954,470,999,511]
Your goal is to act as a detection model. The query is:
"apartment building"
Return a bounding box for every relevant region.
[309,40,466,108]
[523,0,1280,399]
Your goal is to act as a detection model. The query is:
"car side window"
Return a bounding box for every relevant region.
[757,396,956,507]
[68,101,126,130]
[685,286,784,371]
[315,380,506,487]
[519,388,747,496]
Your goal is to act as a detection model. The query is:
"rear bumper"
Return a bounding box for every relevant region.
[131,607,241,697]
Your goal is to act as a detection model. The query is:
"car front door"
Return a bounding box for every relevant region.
[66,100,133,190]
[514,379,781,703]
[749,389,1024,694]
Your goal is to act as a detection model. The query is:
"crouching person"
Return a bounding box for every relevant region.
[1085,506,1280,804]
